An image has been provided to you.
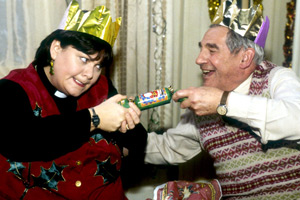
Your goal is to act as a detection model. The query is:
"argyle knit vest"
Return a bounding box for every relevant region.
[196,61,300,199]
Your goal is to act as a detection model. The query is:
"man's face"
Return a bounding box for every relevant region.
[196,26,244,91]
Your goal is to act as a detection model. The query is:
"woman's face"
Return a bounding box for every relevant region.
[47,40,103,97]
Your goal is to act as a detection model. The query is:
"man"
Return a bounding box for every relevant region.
[145,0,300,199]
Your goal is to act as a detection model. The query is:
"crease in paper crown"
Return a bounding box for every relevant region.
[58,0,121,47]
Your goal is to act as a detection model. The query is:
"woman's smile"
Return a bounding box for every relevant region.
[73,77,86,88]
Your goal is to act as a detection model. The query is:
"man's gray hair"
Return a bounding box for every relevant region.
[210,24,264,65]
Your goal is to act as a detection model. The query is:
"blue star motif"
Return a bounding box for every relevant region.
[33,103,42,117]
[32,162,67,190]
[95,157,119,184]
[91,133,105,143]
[7,160,26,179]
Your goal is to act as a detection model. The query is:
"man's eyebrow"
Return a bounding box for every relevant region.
[198,42,202,48]
[198,42,219,50]
[206,43,219,50]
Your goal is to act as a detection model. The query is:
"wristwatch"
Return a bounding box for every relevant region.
[216,91,229,116]
[91,108,100,128]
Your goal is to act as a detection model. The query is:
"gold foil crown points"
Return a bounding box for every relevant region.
[212,0,263,42]
[58,0,121,47]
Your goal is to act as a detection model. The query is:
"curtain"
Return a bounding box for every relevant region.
[0,0,68,77]
[0,0,299,199]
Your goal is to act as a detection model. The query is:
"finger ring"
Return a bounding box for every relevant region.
[126,124,129,130]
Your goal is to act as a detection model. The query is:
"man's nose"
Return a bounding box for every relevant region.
[195,50,207,65]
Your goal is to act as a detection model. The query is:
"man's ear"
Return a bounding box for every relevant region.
[50,40,62,60]
[239,48,255,69]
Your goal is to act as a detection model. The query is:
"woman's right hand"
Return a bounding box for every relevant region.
[90,94,127,132]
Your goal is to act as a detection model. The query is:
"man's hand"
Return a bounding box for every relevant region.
[173,86,224,116]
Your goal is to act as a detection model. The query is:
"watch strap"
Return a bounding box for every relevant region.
[220,91,229,105]
[91,108,100,128]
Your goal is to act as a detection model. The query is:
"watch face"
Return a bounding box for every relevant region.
[217,105,227,115]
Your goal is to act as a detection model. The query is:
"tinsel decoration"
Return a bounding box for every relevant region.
[283,0,296,68]
[207,0,220,22]
[149,0,166,132]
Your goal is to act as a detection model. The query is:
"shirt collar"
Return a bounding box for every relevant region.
[233,73,253,94]
[54,90,67,98]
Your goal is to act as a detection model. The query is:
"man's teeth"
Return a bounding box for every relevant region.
[202,70,210,74]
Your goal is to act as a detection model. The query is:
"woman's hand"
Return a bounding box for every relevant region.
[90,94,142,133]
[118,101,141,133]
[90,94,127,132]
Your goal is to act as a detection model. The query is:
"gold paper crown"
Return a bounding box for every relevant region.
[212,0,263,42]
[58,0,121,47]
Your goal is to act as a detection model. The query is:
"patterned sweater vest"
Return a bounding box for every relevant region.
[196,61,300,199]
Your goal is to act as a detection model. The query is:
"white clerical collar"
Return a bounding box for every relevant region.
[54,90,67,98]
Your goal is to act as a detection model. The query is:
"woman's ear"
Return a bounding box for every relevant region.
[239,48,255,69]
[50,40,62,60]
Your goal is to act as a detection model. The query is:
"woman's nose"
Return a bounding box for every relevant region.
[83,65,94,79]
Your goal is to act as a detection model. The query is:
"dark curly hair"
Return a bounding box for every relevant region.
[33,29,113,70]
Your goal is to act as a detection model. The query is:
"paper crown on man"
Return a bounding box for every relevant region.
[58,0,121,47]
[212,0,270,48]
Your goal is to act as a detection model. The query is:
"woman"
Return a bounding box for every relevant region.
[0,2,147,200]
